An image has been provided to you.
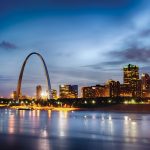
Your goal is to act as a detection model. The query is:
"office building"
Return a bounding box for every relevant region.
[82,85,106,98]
[11,91,17,99]
[51,89,57,99]
[59,85,78,98]
[141,73,150,97]
[36,85,42,100]
[123,64,139,84]
[105,80,120,97]
[123,64,141,97]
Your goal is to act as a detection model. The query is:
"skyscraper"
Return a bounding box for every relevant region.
[123,64,139,84]
[141,73,150,97]
[12,91,17,99]
[141,73,150,90]
[51,89,57,99]
[123,64,141,97]
[59,85,78,98]
[36,85,42,100]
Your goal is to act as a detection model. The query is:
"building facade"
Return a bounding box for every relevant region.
[106,80,120,97]
[36,85,42,100]
[82,85,105,98]
[59,85,78,98]
[123,64,141,97]
[141,73,150,97]
[51,89,57,99]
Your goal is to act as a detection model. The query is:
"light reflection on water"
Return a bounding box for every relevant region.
[0,109,150,150]
[8,114,15,134]
[58,111,68,137]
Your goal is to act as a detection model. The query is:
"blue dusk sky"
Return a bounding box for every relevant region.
[0,0,150,97]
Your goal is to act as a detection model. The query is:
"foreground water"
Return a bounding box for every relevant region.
[0,109,150,150]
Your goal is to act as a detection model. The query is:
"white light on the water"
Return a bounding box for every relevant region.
[108,116,112,121]
[124,116,128,121]
[40,129,48,138]
[102,116,105,121]
[132,121,137,125]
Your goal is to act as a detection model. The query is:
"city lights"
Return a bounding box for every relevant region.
[41,91,48,99]
[5,63,150,104]
[0,63,150,111]
[92,100,96,104]
[1,1,150,149]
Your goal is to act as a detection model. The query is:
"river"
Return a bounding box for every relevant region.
[0,109,150,150]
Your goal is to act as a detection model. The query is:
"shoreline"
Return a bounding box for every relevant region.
[0,104,150,113]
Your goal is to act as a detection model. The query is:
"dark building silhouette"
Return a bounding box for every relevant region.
[36,85,42,100]
[106,80,120,97]
[120,84,132,97]
[141,73,150,97]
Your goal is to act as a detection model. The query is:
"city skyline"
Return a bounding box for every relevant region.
[1,0,150,96]
[2,54,150,98]
[10,62,150,99]
[1,2,150,150]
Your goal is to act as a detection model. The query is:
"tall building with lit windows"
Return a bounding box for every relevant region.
[81,84,118,98]
[141,73,150,97]
[59,85,78,98]
[123,64,141,97]
[51,89,57,99]
[105,80,120,97]
[141,73,150,90]
[12,91,17,99]
[120,84,132,97]
[123,64,139,84]
[81,85,105,98]
[82,86,98,98]
[36,85,42,100]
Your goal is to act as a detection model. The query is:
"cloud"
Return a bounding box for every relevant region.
[82,64,102,70]
[102,60,127,66]
[0,41,17,50]
[139,29,150,37]
[81,62,124,71]
[110,46,150,63]
[0,75,16,82]
[83,45,150,70]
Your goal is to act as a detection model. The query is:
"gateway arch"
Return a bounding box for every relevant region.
[16,52,52,100]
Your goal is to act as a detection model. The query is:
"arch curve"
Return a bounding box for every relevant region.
[16,52,52,100]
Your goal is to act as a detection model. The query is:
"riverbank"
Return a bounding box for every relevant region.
[77,104,150,113]
[1,104,150,113]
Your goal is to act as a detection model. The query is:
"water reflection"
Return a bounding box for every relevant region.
[58,111,68,137]
[8,114,15,134]
[123,115,140,144]
[108,115,114,135]
[40,129,48,138]
[48,110,51,118]
[0,109,150,150]
[19,110,25,118]
[31,110,40,117]
[38,138,51,150]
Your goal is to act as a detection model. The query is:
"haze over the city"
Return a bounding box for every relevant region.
[1,0,150,97]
